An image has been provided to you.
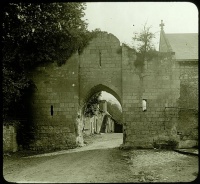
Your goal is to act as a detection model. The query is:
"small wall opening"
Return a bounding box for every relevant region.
[99,50,102,67]
[142,99,147,111]
[51,105,53,116]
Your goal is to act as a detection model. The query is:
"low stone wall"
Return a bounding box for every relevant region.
[3,124,18,152]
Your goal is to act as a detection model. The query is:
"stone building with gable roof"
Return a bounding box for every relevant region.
[159,20,198,148]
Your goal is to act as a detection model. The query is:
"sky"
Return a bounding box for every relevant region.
[83,2,198,50]
[100,91,122,110]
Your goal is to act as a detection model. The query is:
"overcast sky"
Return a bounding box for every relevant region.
[83,2,198,50]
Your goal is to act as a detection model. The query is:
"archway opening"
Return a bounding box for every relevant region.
[100,91,123,133]
[81,90,123,148]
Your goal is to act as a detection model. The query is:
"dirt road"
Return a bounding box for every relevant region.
[4,133,134,183]
[3,133,198,183]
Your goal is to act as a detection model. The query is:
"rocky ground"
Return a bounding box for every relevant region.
[3,133,199,183]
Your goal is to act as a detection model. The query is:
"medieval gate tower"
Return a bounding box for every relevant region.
[29,29,181,150]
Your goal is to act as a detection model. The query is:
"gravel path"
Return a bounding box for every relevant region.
[127,149,198,182]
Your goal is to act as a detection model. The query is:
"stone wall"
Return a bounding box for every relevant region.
[122,45,180,148]
[179,61,198,109]
[177,61,198,148]
[28,32,193,150]
[28,33,124,151]
[29,53,80,150]
[79,32,122,105]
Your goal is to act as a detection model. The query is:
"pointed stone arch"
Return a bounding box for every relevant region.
[80,84,122,108]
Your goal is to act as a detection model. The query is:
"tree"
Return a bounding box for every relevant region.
[132,23,157,68]
[2,3,94,120]
[84,92,102,117]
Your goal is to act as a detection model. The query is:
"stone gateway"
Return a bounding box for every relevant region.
[28,24,198,150]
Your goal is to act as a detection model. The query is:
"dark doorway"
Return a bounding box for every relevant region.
[114,122,123,133]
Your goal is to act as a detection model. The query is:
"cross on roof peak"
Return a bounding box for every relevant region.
[159,20,165,30]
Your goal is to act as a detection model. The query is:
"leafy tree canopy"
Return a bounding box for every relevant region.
[132,23,157,67]
[2,3,97,120]
[84,92,102,118]
[2,3,92,68]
